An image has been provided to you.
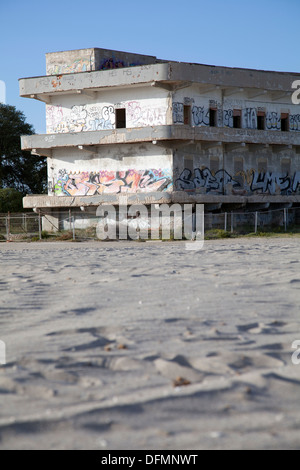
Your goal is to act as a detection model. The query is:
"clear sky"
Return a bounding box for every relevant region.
[0,0,299,134]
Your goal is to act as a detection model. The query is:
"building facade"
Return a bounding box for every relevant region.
[19,48,300,231]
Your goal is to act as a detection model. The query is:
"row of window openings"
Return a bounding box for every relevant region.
[184,158,291,175]
[184,106,290,131]
[115,107,290,131]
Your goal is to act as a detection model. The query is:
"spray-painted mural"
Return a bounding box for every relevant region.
[47,58,95,75]
[176,168,300,195]
[52,168,173,196]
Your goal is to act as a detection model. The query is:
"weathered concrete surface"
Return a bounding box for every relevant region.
[20,62,299,98]
[19,64,170,98]
[167,62,299,93]
[21,126,300,154]
[46,48,158,75]
[23,192,300,209]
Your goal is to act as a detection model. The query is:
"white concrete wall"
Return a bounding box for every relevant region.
[47,143,173,196]
[46,87,171,134]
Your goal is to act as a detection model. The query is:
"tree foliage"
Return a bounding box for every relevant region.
[0,188,23,212]
[0,104,47,194]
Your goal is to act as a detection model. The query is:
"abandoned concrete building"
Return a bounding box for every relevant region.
[19,48,300,233]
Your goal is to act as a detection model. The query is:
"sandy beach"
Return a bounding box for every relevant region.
[0,238,299,450]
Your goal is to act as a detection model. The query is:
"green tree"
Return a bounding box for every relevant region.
[0,188,23,212]
[0,104,46,194]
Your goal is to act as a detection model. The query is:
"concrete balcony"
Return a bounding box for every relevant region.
[19,61,298,102]
[19,64,171,101]
[21,125,300,157]
[23,191,300,209]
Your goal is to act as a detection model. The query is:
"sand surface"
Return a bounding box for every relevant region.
[0,238,299,450]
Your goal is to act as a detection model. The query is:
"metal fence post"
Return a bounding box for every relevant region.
[6,215,9,240]
[284,208,287,232]
[38,210,42,240]
[231,212,234,233]
[72,216,75,240]
[69,209,72,232]
[23,213,28,234]
[255,212,258,234]
[224,212,227,232]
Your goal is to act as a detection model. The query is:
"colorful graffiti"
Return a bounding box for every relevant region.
[176,168,300,195]
[47,58,94,75]
[53,169,173,196]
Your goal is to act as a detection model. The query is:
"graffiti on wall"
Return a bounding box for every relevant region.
[100,58,125,70]
[47,104,115,133]
[251,171,300,195]
[176,168,300,195]
[126,101,167,127]
[266,112,281,130]
[192,106,210,126]
[172,103,300,132]
[173,103,184,124]
[224,110,234,128]
[242,108,257,129]
[173,103,211,126]
[47,58,94,75]
[290,114,300,132]
[47,100,167,133]
[53,169,173,196]
[176,168,238,193]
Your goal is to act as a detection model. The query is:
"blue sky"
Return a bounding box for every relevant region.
[0,0,299,134]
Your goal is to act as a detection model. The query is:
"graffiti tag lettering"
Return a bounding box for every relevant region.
[176,168,239,193]
[53,169,173,196]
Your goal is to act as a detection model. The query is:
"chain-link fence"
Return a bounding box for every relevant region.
[204,207,300,238]
[0,206,300,242]
[0,213,41,241]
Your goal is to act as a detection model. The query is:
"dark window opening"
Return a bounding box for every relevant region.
[233,110,241,128]
[184,106,191,125]
[209,108,217,127]
[257,112,265,130]
[281,113,289,132]
[258,159,267,174]
[281,159,291,175]
[184,157,193,173]
[210,157,219,175]
[116,108,126,129]
[234,158,244,187]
